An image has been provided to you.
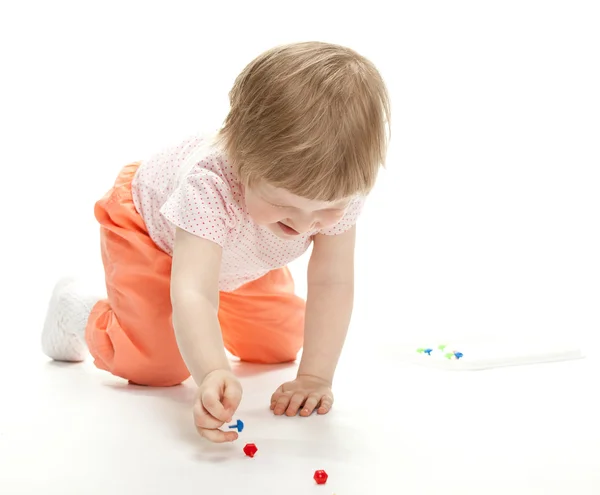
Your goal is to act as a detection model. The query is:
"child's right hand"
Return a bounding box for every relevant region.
[194,369,243,443]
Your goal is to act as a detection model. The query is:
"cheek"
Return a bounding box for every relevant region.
[318,211,346,228]
[245,197,283,224]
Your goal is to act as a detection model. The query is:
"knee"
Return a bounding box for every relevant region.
[119,354,190,387]
[127,366,190,387]
[234,342,302,365]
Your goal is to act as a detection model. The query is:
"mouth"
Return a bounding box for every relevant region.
[277,222,300,236]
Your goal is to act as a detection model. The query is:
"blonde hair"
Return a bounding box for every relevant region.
[218,41,391,202]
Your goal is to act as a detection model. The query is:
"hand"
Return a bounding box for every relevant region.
[270,374,334,417]
[193,369,242,442]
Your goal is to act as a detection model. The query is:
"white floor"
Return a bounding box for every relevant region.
[2,1,599,493]
[2,336,599,495]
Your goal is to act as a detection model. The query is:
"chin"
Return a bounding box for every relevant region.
[267,223,288,238]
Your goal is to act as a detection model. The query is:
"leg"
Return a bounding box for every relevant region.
[218,267,305,364]
[86,163,190,387]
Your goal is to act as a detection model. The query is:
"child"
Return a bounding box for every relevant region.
[42,41,390,443]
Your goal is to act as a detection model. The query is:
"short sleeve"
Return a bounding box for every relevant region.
[160,170,237,247]
[318,196,366,236]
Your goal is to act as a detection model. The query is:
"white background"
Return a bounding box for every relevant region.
[1,1,599,494]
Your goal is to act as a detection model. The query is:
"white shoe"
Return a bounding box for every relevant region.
[41,278,101,362]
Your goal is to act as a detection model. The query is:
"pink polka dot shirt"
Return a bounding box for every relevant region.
[131,133,364,292]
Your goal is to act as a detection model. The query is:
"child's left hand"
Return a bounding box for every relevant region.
[270,374,334,417]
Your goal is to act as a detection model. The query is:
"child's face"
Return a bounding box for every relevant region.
[244,181,350,239]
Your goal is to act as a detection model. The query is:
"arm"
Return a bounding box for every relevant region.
[170,227,230,385]
[297,225,356,384]
[171,227,242,442]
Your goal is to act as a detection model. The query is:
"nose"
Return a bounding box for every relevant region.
[289,215,317,234]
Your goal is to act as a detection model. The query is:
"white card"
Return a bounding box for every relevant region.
[402,338,584,370]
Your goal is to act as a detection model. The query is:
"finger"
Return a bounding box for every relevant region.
[202,389,229,423]
[317,395,334,415]
[270,395,281,410]
[196,426,238,443]
[193,402,225,429]
[270,386,284,410]
[273,392,293,416]
[300,393,321,417]
[286,392,307,417]
[222,381,242,420]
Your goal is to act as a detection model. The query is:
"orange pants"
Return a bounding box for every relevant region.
[85,163,305,386]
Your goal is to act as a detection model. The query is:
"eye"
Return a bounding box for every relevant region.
[260,194,286,208]
[324,206,347,214]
